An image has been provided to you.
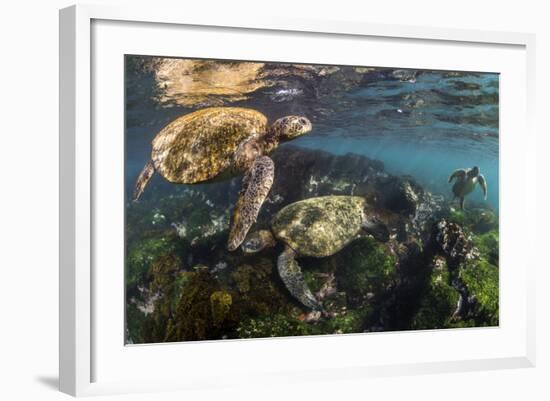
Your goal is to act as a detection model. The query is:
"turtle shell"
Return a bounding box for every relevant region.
[151,107,268,183]
[271,196,366,257]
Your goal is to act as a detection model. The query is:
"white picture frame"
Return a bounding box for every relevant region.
[59,3,536,397]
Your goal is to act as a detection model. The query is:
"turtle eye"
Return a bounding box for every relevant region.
[299,118,307,125]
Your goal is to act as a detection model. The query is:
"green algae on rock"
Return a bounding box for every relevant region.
[236,314,315,339]
[459,259,499,326]
[410,257,460,330]
[230,261,295,316]
[169,271,236,341]
[126,232,187,300]
[336,236,397,306]
[210,291,233,328]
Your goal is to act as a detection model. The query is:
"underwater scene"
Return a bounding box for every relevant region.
[125,56,499,344]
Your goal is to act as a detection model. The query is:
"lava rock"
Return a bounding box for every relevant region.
[431,219,479,268]
[375,175,423,217]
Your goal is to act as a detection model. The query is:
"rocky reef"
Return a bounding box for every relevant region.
[126,146,499,343]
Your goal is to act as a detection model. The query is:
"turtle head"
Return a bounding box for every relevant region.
[270,115,312,141]
[362,215,390,242]
[241,230,277,254]
[468,166,480,178]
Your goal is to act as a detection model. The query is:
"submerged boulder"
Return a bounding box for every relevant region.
[335,237,397,307]
[409,256,460,330]
[459,259,499,326]
[374,175,423,217]
[431,219,479,268]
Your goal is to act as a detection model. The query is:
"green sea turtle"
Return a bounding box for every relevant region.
[448,166,488,210]
[241,196,390,311]
[133,107,312,250]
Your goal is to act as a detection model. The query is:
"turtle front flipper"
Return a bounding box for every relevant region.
[478,174,488,200]
[227,155,274,251]
[277,246,323,311]
[133,161,155,201]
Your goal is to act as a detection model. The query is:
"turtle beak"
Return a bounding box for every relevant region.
[241,237,262,254]
[240,230,275,253]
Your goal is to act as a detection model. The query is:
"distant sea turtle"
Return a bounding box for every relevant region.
[448,166,488,210]
[241,196,389,311]
[133,107,312,250]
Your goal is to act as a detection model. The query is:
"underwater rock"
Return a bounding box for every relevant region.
[410,192,446,240]
[149,254,181,293]
[126,303,148,343]
[472,229,499,266]
[230,261,296,316]
[375,175,423,217]
[133,253,191,343]
[236,314,314,338]
[431,219,479,268]
[268,147,439,245]
[459,259,499,326]
[409,256,461,330]
[126,232,188,300]
[210,291,233,328]
[268,146,384,208]
[127,186,231,247]
[335,237,397,307]
[465,208,498,234]
[167,270,240,341]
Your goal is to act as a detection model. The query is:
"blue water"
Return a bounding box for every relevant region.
[126,60,499,210]
[290,72,498,209]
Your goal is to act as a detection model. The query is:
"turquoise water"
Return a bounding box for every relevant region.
[126,64,498,210]
[287,71,498,209]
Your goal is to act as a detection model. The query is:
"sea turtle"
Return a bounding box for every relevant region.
[448,166,488,210]
[133,107,312,250]
[241,196,390,311]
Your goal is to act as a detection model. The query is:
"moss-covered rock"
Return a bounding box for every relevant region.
[410,257,460,330]
[336,237,397,306]
[375,176,423,216]
[459,259,499,326]
[230,260,294,315]
[303,271,327,295]
[447,208,466,226]
[126,303,147,343]
[169,270,227,341]
[431,219,479,269]
[447,207,498,235]
[149,254,181,293]
[236,314,315,338]
[472,230,499,266]
[466,208,498,234]
[126,232,186,293]
[140,269,239,342]
[210,291,233,328]
[322,308,372,334]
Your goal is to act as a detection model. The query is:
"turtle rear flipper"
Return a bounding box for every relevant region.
[227,155,274,251]
[277,246,323,311]
[133,161,155,201]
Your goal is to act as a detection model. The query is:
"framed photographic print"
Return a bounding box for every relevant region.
[59,4,536,397]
